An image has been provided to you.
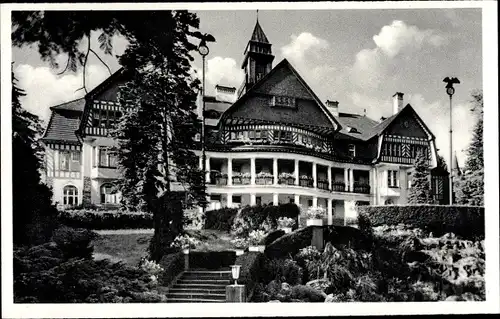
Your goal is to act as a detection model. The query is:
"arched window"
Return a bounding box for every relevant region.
[384,199,394,205]
[100,183,120,204]
[63,185,79,206]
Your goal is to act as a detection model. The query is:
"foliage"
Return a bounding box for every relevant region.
[265,258,304,285]
[265,227,313,259]
[357,205,484,240]
[277,217,296,228]
[408,149,434,204]
[235,252,268,301]
[231,204,300,237]
[455,90,484,206]
[170,234,200,250]
[203,207,239,231]
[232,237,249,249]
[261,229,286,246]
[138,259,164,284]
[158,252,184,286]
[51,227,98,260]
[58,209,153,230]
[248,230,267,246]
[12,68,58,246]
[306,206,326,219]
[290,285,325,302]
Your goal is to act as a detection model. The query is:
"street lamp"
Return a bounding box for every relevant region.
[198,39,209,213]
[443,77,460,205]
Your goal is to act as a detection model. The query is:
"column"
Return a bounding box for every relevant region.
[294,159,299,186]
[250,193,256,206]
[199,155,203,170]
[250,157,256,185]
[327,166,332,191]
[312,196,318,207]
[227,158,233,186]
[349,169,354,193]
[227,193,233,208]
[312,162,317,188]
[205,156,210,183]
[294,194,300,205]
[327,199,333,225]
[273,158,278,185]
[344,168,349,192]
[273,193,279,206]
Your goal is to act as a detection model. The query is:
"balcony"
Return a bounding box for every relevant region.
[331,181,345,192]
[255,173,274,185]
[317,179,329,191]
[353,182,370,194]
[299,176,314,188]
[91,166,120,179]
[232,174,251,185]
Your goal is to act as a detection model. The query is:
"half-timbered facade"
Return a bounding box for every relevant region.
[41,19,448,222]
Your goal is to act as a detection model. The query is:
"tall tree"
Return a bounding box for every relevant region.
[455,90,484,206]
[408,149,434,204]
[112,11,208,261]
[12,67,58,246]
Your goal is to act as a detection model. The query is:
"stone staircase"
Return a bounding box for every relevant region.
[166,268,231,303]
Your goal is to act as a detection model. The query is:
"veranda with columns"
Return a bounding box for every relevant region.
[197,151,373,225]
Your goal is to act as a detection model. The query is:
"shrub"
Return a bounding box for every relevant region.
[265,258,304,285]
[235,252,268,301]
[170,234,200,250]
[357,205,484,240]
[305,206,326,219]
[261,229,285,246]
[203,207,238,231]
[323,225,372,250]
[51,227,98,259]
[248,230,267,246]
[58,209,153,230]
[265,227,313,259]
[158,252,185,286]
[290,285,325,302]
[277,217,296,229]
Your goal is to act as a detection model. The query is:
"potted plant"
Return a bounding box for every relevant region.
[170,234,200,254]
[306,206,325,226]
[241,172,251,185]
[232,171,242,185]
[278,172,295,185]
[256,171,274,185]
[248,230,267,252]
[277,217,296,233]
[216,173,228,186]
[232,238,248,256]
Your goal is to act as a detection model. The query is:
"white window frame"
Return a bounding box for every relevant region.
[98,147,118,168]
[63,185,79,206]
[348,144,356,157]
[407,172,412,189]
[387,170,400,188]
[100,183,120,204]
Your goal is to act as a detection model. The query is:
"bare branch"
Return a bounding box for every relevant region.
[76,33,92,94]
[57,55,71,75]
[89,48,112,75]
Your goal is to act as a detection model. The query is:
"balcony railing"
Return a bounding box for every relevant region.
[331,181,345,192]
[278,176,296,185]
[255,176,274,185]
[353,182,370,194]
[299,177,314,188]
[317,180,329,191]
[232,176,251,185]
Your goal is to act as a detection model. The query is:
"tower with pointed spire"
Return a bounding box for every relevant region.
[240,13,275,96]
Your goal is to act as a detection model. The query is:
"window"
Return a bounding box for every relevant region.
[100,183,120,204]
[387,170,399,188]
[384,199,394,205]
[98,147,118,168]
[63,185,79,206]
[256,197,262,206]
[280,131,292,143]
[272,95,295,108]
[194,133,201,141]
[407,172,412,189]
[230,132,236,140]
[59,151,71,171]
[233,196,242,204]
[70,151,81,172]
[255,130,261,139]
[348,144,356,157]
[211,194,221,201]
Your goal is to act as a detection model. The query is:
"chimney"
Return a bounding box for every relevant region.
[215,85,237,103]
[392,92,404,115]
[325,100,339,117]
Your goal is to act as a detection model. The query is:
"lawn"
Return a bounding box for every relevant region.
[91,229,237,265]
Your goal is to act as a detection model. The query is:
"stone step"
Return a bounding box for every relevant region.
[181,274,232,280]
[171,283,226,290]
[168,287,226,294]
[166,292,226,300]
[177,279,231,285]
[166,298,225,303]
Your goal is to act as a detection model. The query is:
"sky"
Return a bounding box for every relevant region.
[12,8,482,168]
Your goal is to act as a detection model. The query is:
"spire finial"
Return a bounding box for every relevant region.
[256,9,259,22]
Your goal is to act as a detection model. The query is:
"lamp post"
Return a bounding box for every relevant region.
[198,39,209,213]
[443,77,460,204]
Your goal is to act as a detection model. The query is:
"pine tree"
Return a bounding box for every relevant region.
[111,11,209,261]
[408,149,434,204]
[12,67,58,246]
[455,90,484,206]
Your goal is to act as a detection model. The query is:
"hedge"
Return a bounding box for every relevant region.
[265,227,313,259]
[58,209,153,230]
[357,205,485,240]
[235,252,268,301]
[261,229,286,246]
[189,251,236,270]
[159,252,185,286]
[203,207,239,231]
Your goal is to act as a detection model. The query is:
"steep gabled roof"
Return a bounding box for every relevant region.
[250,20,269,43]
[221,58,341,131]
[41,109,81,144]
[334,112,380,140]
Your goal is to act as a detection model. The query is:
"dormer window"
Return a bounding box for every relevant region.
[346,126,358,133]
[348,144,356,157]
[271,95,296,108]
